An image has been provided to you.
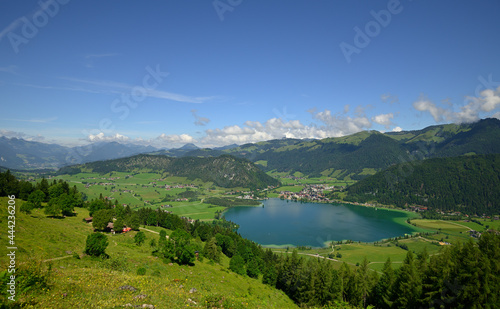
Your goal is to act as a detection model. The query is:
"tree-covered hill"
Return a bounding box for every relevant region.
[186,118,500,179]
[255,132,409,178]
[58,154,280,189]
[344,154,500,215]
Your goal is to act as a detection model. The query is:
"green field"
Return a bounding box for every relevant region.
[52,171,358,223]
[53,172,223,220]
[276,185,304,192]
[411,219,473,244]
[458,218,500,231]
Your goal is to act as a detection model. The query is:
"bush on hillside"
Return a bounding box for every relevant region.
[84,233,109,257]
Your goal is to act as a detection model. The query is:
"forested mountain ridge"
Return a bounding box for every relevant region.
[57,154,280,189]
[195,118,500,179]
[344,154,500,215]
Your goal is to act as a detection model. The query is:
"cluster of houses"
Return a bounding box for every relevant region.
[84,181,120,188]
[408,205,429,212]
[225,190,256,200]
[164,184,197,190]
[279,184,334,202]
[82,217,132,234]
[468,230,482,238]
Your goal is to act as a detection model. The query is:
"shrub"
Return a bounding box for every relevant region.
[134,231,146,246]
[84,233,109,257]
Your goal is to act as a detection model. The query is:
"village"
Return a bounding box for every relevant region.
[279,184,334,203]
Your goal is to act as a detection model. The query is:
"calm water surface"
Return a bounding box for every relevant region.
[223,198,416,247]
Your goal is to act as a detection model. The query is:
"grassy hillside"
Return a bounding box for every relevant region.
[0,197,297,308]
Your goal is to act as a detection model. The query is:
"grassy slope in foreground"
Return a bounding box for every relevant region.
[0,197,297,308]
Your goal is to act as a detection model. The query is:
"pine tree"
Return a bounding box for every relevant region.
[356,257,374,308]
[338,262,352,303]
[203,237,221,263]
[392,251,422,308]
[371,257,395,309]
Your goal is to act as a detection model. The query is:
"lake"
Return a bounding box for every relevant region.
[223,198,418,247]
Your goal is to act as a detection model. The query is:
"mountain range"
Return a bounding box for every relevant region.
[191,118,500,179]
[0,138,157,170]
[2,118,500,179]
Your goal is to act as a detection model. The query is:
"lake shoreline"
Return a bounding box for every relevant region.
[224,198,423,248]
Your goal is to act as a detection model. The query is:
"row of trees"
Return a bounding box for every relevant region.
[0,170,84,216]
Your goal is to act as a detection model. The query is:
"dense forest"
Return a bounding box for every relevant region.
[58,154,280,189]
[344,154,500,215]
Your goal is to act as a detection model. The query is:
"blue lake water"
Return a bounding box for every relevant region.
[223,198,417,247]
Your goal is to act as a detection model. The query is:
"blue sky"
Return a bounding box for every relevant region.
[1,0,500,148]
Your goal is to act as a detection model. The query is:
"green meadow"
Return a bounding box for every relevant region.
[0,197,298,308]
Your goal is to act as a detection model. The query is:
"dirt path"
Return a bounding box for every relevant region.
[139,227,169,239]
[42,255,73,263]
[441,220,473,231]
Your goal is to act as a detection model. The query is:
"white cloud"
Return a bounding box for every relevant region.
[413,95,449,122]
[0,130,46,142]
[199,108,376,147]
[312,109,372,137]
[156,133,194,145]
[87,132,130,143]
[372,113,394,128]
[414,86,500,124]
[392,126,403,132]
[478,87,500,112]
